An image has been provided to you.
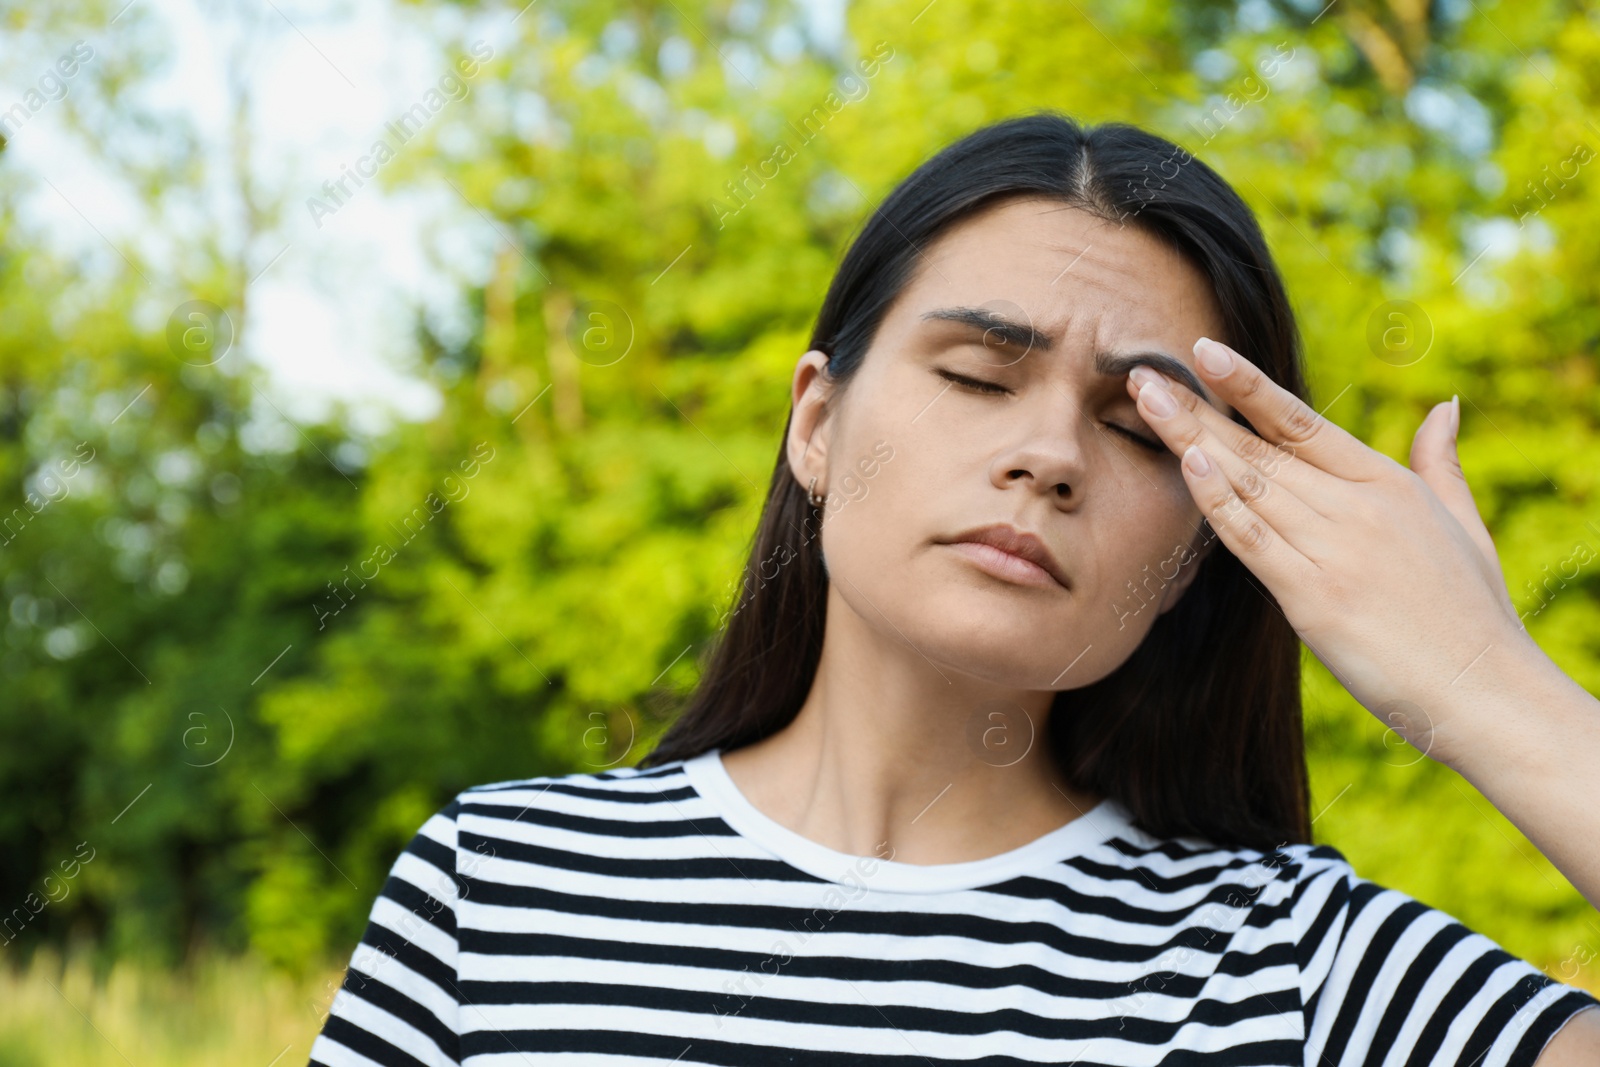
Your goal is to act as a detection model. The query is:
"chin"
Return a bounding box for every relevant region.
[907,591,1085,681]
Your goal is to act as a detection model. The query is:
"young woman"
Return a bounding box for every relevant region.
[308,112,1600,1066]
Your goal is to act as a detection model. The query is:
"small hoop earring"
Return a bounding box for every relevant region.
[807,476,826,509]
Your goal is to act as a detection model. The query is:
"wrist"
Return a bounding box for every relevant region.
[1420,630,1586,786]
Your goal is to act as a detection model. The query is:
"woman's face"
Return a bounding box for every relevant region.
[788,196,1234,691]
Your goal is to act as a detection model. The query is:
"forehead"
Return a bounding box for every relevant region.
[885,196,1231,409]
[911,196,1220,327]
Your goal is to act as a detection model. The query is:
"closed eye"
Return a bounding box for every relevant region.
[1108,422,1167,453]
[935,368,1168,454]
[937,368,1010,395]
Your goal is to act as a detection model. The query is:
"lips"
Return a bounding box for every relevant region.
[937,523,1068,589]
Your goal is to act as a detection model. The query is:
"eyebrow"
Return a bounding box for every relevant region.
[917,305,1221,409]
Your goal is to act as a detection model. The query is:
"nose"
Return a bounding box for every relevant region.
[987,387,1092,504]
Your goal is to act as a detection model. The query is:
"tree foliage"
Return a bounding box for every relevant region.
[1,0,1596,985]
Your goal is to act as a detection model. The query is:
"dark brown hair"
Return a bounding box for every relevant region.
[638,110,1312,851]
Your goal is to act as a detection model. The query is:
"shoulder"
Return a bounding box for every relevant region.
[453,756,696,810]
[1261,846,1600,1066]
[1084,806,1351,913]
[441,756,700,849]
[399,759,698,847]
[1095,829,1426,967]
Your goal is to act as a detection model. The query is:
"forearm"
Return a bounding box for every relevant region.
[1432,636,1600,910]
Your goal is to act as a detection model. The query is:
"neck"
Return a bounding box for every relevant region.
[719,584,1104,865]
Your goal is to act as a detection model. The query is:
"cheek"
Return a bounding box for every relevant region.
[1079,491,1204,607]
[816,374,924,526]
[805,408,935,620]
[816,429,915,550]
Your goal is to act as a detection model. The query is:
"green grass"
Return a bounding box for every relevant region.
[0,945,344,1067]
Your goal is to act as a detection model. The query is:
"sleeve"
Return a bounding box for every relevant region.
[1290,847,1600,1067]
[308,798,465,1067]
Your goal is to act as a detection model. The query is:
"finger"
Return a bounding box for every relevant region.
[1171,436,1310,589]
[1126,364,1342,522]
[1408,396,1518,620]
[1408,397,1495,558]
[1191,337,1393,483]
[1134,372,1331,559]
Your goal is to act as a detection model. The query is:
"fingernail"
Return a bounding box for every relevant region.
[1196,337,1232,376]
[1140,380,1177,417]
[1450,394,1460,440]
[1183,445,1211,477]
[1128,366,1163,390]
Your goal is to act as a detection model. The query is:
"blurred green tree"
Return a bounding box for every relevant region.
[0,0,1595,988]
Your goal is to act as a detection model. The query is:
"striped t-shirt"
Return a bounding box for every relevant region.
[307,747,1599,1067]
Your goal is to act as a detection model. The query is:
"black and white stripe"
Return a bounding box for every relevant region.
[308,750,1598,1067]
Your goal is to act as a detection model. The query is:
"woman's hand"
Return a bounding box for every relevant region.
[1125,336,1536,770]
[1131,335,1600,912]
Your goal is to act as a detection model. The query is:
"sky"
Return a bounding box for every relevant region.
[2,0,847,438]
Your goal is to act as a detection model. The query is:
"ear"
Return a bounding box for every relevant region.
[1155,518,1218,616]
[786,350,837,497]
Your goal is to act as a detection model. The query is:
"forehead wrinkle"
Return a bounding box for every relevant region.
[1045,244,1145,285]
[1053,268,1126,297]
[1018,315,1230,415]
